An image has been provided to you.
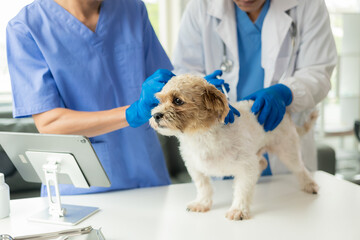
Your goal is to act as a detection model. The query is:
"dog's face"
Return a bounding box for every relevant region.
[150,74,229,136]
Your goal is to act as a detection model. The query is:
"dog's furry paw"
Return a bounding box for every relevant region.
[186,200,212,212]
[302,181,319,194]
[225,208,250,220]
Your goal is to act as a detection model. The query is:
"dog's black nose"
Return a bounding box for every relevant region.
[153,113,164,123]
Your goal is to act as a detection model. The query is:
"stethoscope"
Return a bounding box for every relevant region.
[220,42,234,73]
[220,20,297,79]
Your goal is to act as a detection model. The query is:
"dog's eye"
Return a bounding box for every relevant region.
[173,97,184,106]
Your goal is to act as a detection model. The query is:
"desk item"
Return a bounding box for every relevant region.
[0,132,111,225]
[0,173,10,219]
[0,226,94,240]
[66,228,105,240]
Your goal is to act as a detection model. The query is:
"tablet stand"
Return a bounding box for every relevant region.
[26,151,99,226]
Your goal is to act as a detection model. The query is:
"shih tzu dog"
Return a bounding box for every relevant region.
[150,74,319,221]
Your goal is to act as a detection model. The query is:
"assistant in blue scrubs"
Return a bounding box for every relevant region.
[235,0,272,176]
[6,0,172,195]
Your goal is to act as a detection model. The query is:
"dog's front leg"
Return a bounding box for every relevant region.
[226,168,259,220]
[186,165,213,212]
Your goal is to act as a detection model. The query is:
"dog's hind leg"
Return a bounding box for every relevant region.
[226,161,260,220]
[186,165,213,212]
[271,130,319,194]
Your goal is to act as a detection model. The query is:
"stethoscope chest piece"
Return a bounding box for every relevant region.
[220,41,234,73]
[220,58,233,73]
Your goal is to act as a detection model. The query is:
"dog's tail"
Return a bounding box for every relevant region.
[296,110,319,137]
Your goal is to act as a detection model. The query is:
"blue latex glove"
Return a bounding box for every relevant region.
[243,84,293,131]
[204,70,229,93]
[204,70,240,124]
[126,69,175,127]
[224,104,240,124]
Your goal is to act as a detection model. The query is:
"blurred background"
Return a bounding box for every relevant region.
[1,0,360,198]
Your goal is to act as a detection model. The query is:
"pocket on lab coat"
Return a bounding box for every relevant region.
[114,43,145,88]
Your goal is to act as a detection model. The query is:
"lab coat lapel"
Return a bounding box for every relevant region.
[262,0,298,87]
[208,0,238,100]
[208,0,238,71]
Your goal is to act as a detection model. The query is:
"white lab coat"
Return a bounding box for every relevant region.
[173,0,337,174]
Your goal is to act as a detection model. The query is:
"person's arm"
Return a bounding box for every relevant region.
[7,14,174,137]
[33,107,129,138]
[33,68,175,137]
[280,0,337,113]
[242,0,337,131]
[7,23,130,137]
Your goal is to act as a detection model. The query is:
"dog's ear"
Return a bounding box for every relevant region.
[202,85,230,122]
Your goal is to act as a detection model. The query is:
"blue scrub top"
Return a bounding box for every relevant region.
[235,0,272,176]
[235,0,270,100]
[6,0,172,195]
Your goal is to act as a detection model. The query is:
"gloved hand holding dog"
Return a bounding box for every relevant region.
[126,69,175,127]
[204,70,240,124]
[243,84,293,131]
[204,70,230,93]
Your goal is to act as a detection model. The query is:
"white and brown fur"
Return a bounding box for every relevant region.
[150,74,319,220]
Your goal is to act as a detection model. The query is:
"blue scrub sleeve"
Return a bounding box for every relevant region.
[140,2,173,78]
[6,22,62,118]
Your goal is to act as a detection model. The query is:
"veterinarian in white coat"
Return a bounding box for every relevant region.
[173,0,337,174]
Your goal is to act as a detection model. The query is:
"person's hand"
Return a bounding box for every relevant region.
[126,69,175,127]
[243,84,293,131]
[224,104,240,124]
[204,70,240,124]
[204,70,229,93]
